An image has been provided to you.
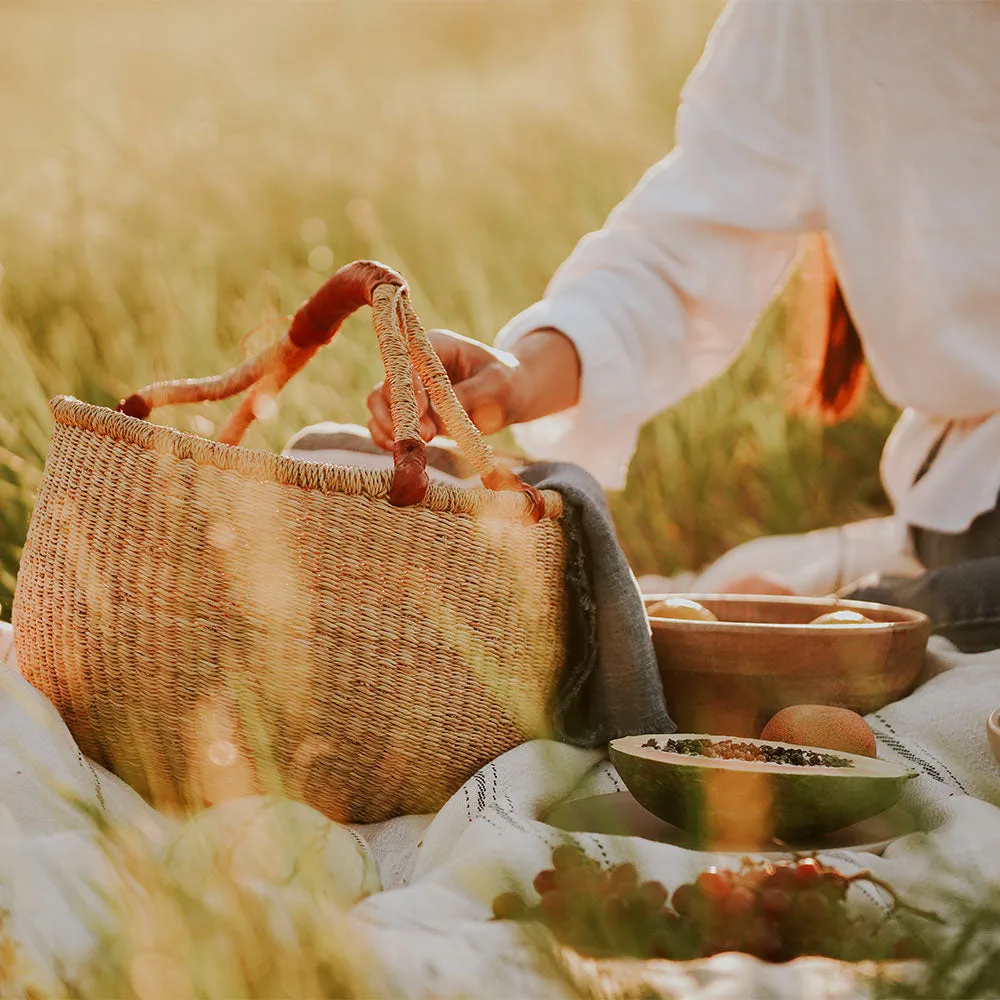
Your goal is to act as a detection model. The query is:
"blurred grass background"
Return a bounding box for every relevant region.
[0,1,898,616]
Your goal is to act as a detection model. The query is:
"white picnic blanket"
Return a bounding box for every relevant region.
[1,618,999,997]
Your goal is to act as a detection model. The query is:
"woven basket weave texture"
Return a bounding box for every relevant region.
[13,263,569,823]
[14,402,567,821]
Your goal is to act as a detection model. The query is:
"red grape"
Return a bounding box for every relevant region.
[637,880,668,911]
[552,844,589,872]
[720,885,757,918]
[792,858,824,888]
[696,868,733,902]
[559,864,601,897]
[603,894,629,924]
[765,865,797,891]
[540,888,568,920]
[649,932,673,960]
[608,862,638,891]
[533,868,558,896]
[513,846,904,967]
[671,882,700,917]
[743,924,784,962]
[759,888,792,919]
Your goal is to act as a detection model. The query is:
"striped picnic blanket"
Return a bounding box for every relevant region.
[0,619,998,997]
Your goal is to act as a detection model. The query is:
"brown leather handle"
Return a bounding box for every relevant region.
[118,261,426,506]
[117,259,543,517]
[287,261,404,349]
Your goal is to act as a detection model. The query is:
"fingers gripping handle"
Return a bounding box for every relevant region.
[287,265,429,506]
[395,295,547,522]
[367,285,428,507]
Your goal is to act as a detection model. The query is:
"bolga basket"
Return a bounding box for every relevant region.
[12,261,568,823]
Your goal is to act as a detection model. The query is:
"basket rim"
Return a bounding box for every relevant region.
[50,395,563,522]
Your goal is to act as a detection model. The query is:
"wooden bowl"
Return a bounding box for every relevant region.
[646,594,930,738]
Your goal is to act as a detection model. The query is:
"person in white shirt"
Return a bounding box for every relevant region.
[367,0,1000,650]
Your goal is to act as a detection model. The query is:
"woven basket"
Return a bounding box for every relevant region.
[13,261,568,823]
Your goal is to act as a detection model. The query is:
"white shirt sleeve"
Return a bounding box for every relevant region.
[495,0,825,488]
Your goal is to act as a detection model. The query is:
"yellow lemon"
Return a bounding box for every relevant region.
[809,609,874,626]
[647,597,718,623]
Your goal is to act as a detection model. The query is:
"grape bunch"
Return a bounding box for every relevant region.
[492,848,933,964]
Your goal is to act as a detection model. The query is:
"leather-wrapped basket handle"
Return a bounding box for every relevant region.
[117,260,545,519]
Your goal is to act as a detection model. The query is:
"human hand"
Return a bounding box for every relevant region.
[365,327,580,449]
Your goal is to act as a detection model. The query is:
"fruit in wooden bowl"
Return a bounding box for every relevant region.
[610,734,917,847]
[647,597,718,622]
[761,705,877,758]
[644,594,930,737]
[810,610,874,626]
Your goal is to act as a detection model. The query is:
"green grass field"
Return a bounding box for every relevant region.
[0,2,898,617]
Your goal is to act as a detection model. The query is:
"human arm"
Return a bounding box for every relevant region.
[368,0,826,485]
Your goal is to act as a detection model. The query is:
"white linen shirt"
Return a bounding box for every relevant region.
[495,0,1000,535]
